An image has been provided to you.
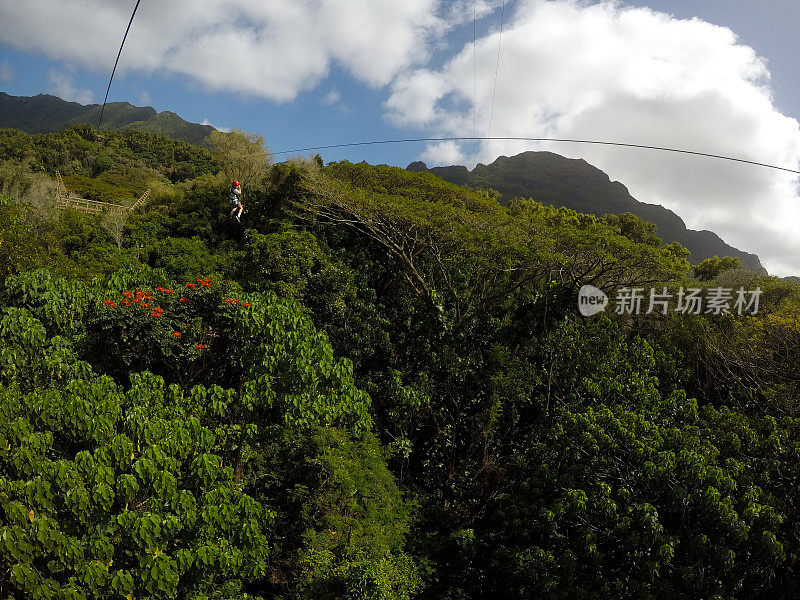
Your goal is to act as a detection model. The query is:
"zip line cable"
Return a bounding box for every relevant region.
[90,0,799,177]
[98,0,142,130]
[272,136,800,174]
[484,1,505,164]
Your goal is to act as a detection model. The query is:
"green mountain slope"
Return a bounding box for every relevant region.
[408,151,766,272]
[0,92,214,146]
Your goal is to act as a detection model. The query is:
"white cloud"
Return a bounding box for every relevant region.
[321,90,341,106]
[201,119,231,133]
[441,1,506,27]
[0,0,443,102]
[320,89,351,114]
[137,91,152,106]
[47,69,93,104]
[0,60,13,83]
[386,0,800,275]
[421,140,466,165]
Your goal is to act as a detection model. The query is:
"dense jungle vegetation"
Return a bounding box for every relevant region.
[2,124,800,599]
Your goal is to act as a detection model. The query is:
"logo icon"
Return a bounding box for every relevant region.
[578,285,608,316]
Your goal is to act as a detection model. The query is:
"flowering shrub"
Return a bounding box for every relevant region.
[0,269,410,600]
[67,271,371,436]
[85,275,250,388]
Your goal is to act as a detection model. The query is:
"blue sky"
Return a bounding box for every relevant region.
[2,1,800,274]
[0,1,499,166]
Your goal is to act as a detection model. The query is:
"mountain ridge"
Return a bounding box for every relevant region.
[408,152,765,272]
[0,92,215,146]
[0,92,766,272]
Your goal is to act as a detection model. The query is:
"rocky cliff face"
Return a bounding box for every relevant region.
[409,152,765,272]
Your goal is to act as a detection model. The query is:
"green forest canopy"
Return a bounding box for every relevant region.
[1,125,800,599]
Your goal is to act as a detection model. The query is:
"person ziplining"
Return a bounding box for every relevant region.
[229,180,243,222]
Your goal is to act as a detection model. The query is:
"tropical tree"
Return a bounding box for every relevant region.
[208,129,272,190]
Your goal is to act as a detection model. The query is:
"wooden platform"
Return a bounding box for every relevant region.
[56,196,128,215]
[55,172,150,215]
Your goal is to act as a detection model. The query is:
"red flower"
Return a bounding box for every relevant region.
[195,343,205,349]
[104,300,116,307]
[179,297,188,303]
[172,331,181,338]
[187,283,196,289]
[121,300,130,306]
[122,291,133,298]
[151,307,164,318]
[243,303,251,307]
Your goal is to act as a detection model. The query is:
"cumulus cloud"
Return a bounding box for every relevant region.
[47,69,93,104]
[0,60,13,83]
[0,0,443,102]
[421,140,467,165]
[386,0,800,275]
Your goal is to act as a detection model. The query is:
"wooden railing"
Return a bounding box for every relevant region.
[56,196,128,215]
[55,172,150,215]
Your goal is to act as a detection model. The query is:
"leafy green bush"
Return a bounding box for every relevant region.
[0,268,418,599]
[0,307,272,599]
